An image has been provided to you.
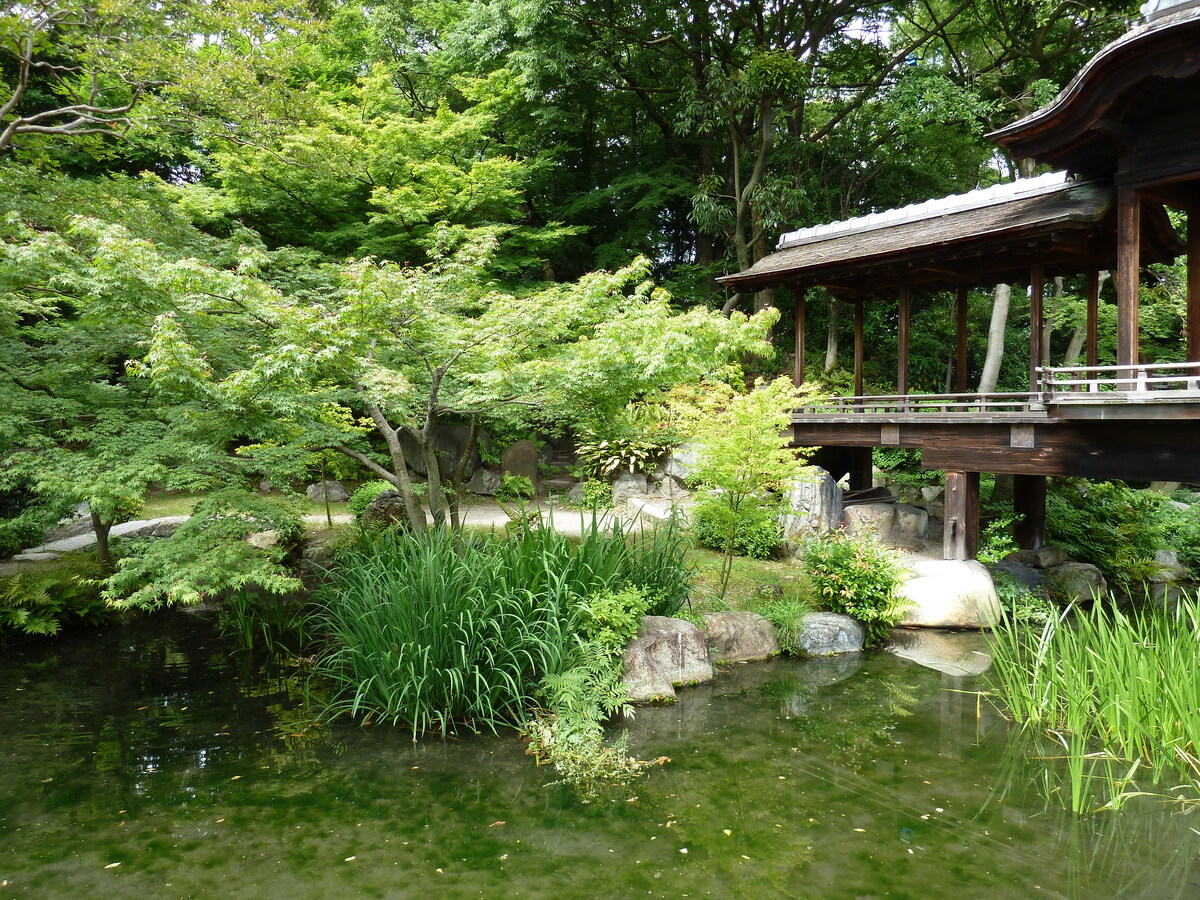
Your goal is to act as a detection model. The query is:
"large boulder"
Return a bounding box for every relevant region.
[780,467,843,544]
[842,502,927,548]
[703,611,780,663]
[897,559,1000,629]
[885,628,993,676]
[467,468,503,496]
[1046,561,1108,602]
[398,424,484,480]
[1150,549,1188,583]
[795,612,864,656]
[658,443,700,482]
[500,439,539,491]
[611,471,651,505]
[360,490,414,530]
[306,480,349,503]
[1006,545,1068,569]
[622,616,713,703]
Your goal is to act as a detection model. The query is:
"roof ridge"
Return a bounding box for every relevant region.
[776,172,1074,250]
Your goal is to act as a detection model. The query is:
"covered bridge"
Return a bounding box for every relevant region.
[720,0,1200,559]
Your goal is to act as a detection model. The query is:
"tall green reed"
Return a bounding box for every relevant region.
[986,592,1200,812]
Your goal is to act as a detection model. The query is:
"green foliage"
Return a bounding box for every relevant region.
[218,591,311,656]
[691,497,781,560]
[978,510,1020,566]
[872,447,939,488]
[565,480,612,510]
[0,560,113,641]
[993,573,1056,627]
[987,593,1200,812]
[575,436,663,478]
[801,529,905,644]
[681,376,811,599]
[496,473,535,501]
[749,588,814,656]
[348,480,395,522]
[103,490,304,609]
[309,515,692,738]
[1047,480,1175,592]
[0,502,67,558]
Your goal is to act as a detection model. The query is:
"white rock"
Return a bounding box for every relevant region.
[897,559,1000,629]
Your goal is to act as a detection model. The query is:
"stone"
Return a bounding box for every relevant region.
[885,628,993,676]
[795,612,865,656]
[300,530,341,576]
[1151,549,1188,583]
[659,443,699,482]
[1046,561,1108,602]
[842,503,895,541]
[468,468,503,496]
[780,467,843,542]
[627,497,675,523]
[1006,545,1068,569]
[258,478,273,494]
[1150,481,1182,493]
[500,439,539,491]
[893,504,929,545]
[566,482,588,505]
[621,616,713,703]
[994,559,1050,593]
[247,530,279,550]
[306,480,349,503]
[897,559,1001,629]
[611,471,650,505]
[361,490,414,530]
[920,485,944,505]
[655,475,691,500]
[398,424,484,480]
[12,550,61,562]
[1148,581,1190,607]
[703,611,780,663]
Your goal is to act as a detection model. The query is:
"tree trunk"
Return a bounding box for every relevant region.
[824,298,839,373]
[978,283,1012,394]
[90,509,114,577]
[1063,270,1109,364]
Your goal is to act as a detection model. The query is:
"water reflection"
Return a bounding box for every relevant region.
[1,614,1198,899]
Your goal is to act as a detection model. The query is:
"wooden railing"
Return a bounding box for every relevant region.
[1038,361,1200,398]
[796,391,1041,416]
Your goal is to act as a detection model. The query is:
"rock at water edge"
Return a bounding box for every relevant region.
[703,611,780,663]
[622,616,713,702]
[795,612,864,656]
[897,559,1000,629]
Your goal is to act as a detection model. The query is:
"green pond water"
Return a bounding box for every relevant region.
[1,613,1198,900]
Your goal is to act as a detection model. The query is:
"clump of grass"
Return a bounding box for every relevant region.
[309,515,693,740]
[749,587,814,656]
[986,593,1200,813]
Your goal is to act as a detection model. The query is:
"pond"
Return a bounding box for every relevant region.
[1,613,1197,899]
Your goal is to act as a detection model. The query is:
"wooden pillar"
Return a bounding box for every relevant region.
[1086,270,1100,369]
[847,446,873,492]
[1116,185,1141,368]
[1188,214,1200,362]
[943,471,980,561]
[897,285,911,396]
[794,288,806,387]
[955,284,968,394]
[1013,474,1047,551]
[1029,262,1044,394]
[854,298,865,398]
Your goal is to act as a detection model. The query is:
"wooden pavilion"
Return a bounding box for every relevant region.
[719,1,1200,559]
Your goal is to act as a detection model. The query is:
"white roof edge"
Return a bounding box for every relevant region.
[776,172,1072,251]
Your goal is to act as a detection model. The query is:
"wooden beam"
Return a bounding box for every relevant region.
[794,288,807,386]
[1029,262,1044,393]
[921,445,1200,482]
[1086,270,1100,369]
[1013,474,1047,550]
[1189,213,1200,362]
[898,285,911,396]
[943,471,980,561]
[854,298,865,398]
[956,285,968,394]
[1116,185,1141,368]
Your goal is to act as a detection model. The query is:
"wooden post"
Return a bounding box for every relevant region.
[854,298,865,398]
[943,471,980,561]
[847,446,873,492]
[955,284,968,394]
[1013,474,1047,551]
[1029,262,1044,394]
[1116,185,1141,369]
[1188,214,1200,362]
[898,285,911,397]
[1086,270,1100,370]
[794,288,806,387]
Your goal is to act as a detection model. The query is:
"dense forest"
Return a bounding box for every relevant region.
[2,0,1191,602]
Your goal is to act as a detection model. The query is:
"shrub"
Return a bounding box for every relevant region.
[576,436,664,478]
[801,528,904,644]
[1047,479,1174,592]
[691,496,781,560]
[1,558,114,641]
[569,480,612,509]
[347,480,394,522]
[495,473,535,501]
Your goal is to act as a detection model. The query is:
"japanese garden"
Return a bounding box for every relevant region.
[4,0,1200,896]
